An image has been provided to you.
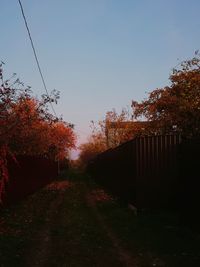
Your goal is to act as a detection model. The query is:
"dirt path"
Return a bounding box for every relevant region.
[23,179,137,267]
[20,178,137,267]
[1,173,199,267]
[86,191,138,267]
[27,189,65,267]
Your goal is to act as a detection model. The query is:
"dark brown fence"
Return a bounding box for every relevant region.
[88,135,181,209]
[179,138,200,226]
[1,155,58,205]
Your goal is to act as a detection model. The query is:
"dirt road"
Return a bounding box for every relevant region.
[0,172,199,267]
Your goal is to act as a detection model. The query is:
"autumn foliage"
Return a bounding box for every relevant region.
[79,54,200,166]
[132,54,200,138]
[0,64,76,198]
[79,133,107,167]
[79,108,137,166]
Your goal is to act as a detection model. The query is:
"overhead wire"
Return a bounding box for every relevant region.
[17,0,57,117]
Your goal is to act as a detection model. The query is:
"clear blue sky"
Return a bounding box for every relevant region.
[1,0,200,156]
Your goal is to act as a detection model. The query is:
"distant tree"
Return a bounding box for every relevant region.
[104,109,149,147]
[132,53,200,138]
[90,108,146,149]
[79,133,107,167]
[79,107,145,167]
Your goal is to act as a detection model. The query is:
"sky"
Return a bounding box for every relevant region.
[1,0,200,158]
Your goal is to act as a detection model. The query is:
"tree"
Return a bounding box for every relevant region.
[79,133,107,167]
[104,109,149,147]
[47,121,76,160]
[0,64,76,159]
[132,54,200,138]
[0,64,76,199]
[90,108,146,149]
[79,107,145,166]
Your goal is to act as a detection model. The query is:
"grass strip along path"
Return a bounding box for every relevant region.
[0,171,199,267]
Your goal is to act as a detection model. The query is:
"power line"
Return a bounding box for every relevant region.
[17,0,57,117]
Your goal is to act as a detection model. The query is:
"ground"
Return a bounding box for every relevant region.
[0,171,200,267]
